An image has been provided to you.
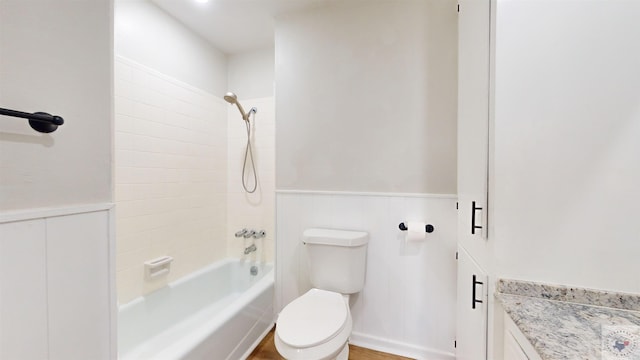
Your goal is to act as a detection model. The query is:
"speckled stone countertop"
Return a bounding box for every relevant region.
[497,279,640,359]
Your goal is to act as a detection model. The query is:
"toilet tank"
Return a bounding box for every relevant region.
[303,228,368,294]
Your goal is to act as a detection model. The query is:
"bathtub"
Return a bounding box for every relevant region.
[118,258,274,360]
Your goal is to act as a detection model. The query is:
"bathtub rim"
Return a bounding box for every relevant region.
[118,257,273,310]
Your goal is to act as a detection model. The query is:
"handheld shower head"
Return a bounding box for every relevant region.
[223,92,237,104]
[224,91,248,121]
[224,92,259,194]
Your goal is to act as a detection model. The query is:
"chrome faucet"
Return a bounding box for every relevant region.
[244,244,257,255]
[243,230,256,238]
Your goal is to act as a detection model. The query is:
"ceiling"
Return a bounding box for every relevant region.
[151,0,329,54]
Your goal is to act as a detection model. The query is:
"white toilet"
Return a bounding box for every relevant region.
[275,228,368,360]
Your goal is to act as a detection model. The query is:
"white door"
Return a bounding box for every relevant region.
[456,247,488,360]
[457,0,491,268]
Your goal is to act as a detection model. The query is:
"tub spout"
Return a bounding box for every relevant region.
[244,244,257,255]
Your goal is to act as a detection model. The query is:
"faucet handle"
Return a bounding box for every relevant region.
[253,230,266,239]
[235,228,248,238]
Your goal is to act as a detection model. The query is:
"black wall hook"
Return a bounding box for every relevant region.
[399,222,435,233]
[0,107,64,133]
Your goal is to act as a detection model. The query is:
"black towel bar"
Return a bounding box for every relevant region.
[0,107,64,133]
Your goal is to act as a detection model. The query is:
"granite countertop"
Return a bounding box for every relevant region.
[496,279,640,360]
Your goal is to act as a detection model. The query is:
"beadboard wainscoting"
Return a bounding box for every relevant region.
[275,191,457,360]
[0,205,116,360]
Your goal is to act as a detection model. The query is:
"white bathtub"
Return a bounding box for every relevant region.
[118,258,274,360]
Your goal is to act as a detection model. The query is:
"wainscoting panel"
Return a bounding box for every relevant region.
[0,205,114,360]
[0,219,48,359]
[47,211,112,359]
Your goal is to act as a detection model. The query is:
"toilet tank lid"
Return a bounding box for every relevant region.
[303,228,368,247]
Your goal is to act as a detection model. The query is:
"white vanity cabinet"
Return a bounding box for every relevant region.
[503,315,543,360]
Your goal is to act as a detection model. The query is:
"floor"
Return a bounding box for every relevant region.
[248,327,414,360]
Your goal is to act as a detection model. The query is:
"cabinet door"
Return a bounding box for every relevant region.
[457,0,491,268]
[456,247,488,360]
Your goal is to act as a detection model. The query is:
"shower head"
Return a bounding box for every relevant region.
[224,92,237,104]
[224,91,248,121]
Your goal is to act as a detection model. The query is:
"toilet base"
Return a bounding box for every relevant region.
[275,335,350,360]
[335,342,349,360]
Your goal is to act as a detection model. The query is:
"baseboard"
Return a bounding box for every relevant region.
[349,332,455,360]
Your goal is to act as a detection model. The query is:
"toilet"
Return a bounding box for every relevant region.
[275,228,368,360]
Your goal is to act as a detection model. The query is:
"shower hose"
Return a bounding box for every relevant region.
[242,111,258,193]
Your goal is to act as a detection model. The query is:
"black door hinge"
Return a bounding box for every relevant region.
[456,251,458,260]
[457,4,460,12]
[456,201,459,210]
[454,340,457,348]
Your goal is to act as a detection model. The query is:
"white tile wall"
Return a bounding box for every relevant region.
[114,56,228,303]
[276,191,457,360]
[227,97,275,263]
[0,207,114,360]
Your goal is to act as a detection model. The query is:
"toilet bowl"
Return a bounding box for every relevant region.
[275,289,352,360]
[274,228,368,360]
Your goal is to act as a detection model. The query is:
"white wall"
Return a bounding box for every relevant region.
[114,0,227,96]
[491,0,640,294]
[228,48,275,99]
[114,57,228,303]
[0,0,112,211]
[276,192,457,360]
[275,0,457,194]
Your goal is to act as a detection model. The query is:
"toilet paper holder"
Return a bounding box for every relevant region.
[399,222,435,233]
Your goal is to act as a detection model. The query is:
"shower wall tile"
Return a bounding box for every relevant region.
[114,56,228,304]
[276,191,457,360]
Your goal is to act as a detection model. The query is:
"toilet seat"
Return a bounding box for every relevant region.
[277,289,348,348]
[275,289,352,360]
